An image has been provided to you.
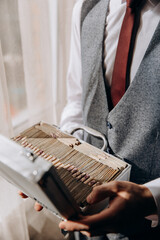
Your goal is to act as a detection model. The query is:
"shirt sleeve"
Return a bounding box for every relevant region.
[60,0,84,138]
[144,178,160,227]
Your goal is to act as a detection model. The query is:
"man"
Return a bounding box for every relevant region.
[58,0,160,239]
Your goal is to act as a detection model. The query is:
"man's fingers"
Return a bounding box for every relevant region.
[59,220,89,232]
[18,191,43,211]
[59,207,114,232]
[34,202,43,211]
[18,191,28,198]
[87,182,117,204]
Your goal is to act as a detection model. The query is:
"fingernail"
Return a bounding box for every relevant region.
[80,231,90,237]
[87,195,93,204]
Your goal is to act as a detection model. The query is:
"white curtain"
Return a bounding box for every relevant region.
[18,0,56,126]
[0,42,13,137]
[0,41,29,240]
[0,0,76,239]
[56,0,77,124]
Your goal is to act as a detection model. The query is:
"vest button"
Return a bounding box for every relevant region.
[107,121,112,129]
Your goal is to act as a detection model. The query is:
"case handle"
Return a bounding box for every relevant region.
[70,125,107,151]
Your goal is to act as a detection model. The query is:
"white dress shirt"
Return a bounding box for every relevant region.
[60,0,160,225]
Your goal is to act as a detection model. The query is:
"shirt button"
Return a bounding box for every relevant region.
[107,121,112,129]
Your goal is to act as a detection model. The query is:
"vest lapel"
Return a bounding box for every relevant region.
[81,0,110,131]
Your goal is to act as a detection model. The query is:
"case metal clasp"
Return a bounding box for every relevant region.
[20,149,37,162]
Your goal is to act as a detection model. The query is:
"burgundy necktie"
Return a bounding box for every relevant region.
[110,0,144,108]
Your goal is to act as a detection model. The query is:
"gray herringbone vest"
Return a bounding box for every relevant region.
[81,0,160,184]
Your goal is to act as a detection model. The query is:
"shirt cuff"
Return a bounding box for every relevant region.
[144,178,160,227]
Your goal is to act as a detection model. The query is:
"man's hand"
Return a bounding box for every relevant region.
[59,181,157,237]
[18,191,43,211]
